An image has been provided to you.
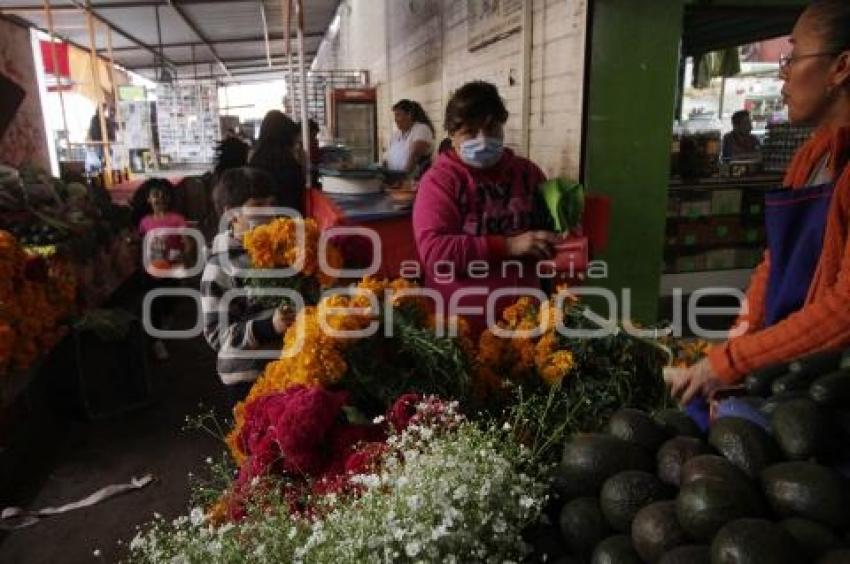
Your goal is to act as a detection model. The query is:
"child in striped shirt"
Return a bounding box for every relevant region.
[201,167,294,405]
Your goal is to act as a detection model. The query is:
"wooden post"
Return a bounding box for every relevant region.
[85,0,112,187]
[294,0,310,183]
[283,0,293,115]
[105,27,125,179]
[520,0,532,157]
[43,0,69,153]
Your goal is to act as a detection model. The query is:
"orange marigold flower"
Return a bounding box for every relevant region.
[472,365,507,402]
[539,350,575,387]
[509,337,536,378]
[207,498,230,526]
[242,218,340,286]
[477,329,507,367]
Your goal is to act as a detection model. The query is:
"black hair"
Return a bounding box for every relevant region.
[731,110,751,126]
[295,119,321,137]
[212,167,275,215]
[130,177,174,225]
[443,81,509,134]
[808,0,850,54]
[392,99,436,135]
[214,137,250,176]
[248,110,299,171]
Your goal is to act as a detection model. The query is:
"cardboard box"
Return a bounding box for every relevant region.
[747,202,764,215]
[742,190,766,217]
[706,249,737,270]
[697,218,742,245]
[680,196,712,219]
[711,190,743,215]
[735,248,764,269]
[744,227,765,244]
[675,253,708,273]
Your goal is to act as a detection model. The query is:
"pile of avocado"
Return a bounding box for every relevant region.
[528,350,850,564]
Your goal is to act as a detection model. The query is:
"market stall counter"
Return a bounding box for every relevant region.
[310,186,612,280]
[309,188,417,278]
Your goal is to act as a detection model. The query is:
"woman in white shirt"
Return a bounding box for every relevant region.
[385,99,435,177]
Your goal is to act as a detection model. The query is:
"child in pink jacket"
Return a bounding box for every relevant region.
[413,81,557,336]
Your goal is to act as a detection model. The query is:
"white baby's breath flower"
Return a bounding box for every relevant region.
[128,532,145,552]
[92,549,101,558]
[130,415,546,562]
[350,473,380,488]
[189,507,204,526]
[492,518,507,534]
[207,539,222,555]
[405,541,422,557]
[452,484,468,500]
[406,494,422,510]
[372,415,385,424]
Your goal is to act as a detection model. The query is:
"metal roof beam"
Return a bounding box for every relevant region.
[3,0,256,10]
[168,1,230,77]
[127,51,315,70]
[62,0,177,66]
[162,71,287,82]
[259,0,272,68]
[97,31,324,53]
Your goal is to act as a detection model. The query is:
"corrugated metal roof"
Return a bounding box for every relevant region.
[1,0,340,82]
[683,5,804,56]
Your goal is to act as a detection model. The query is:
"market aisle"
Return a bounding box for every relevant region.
[0,305,230,564]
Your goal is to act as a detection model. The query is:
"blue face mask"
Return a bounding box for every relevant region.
[459,134,504,168]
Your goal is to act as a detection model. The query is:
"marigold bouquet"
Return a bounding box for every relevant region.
[0,230,77,375]
[480,288,672,465]
[226,276,474,464]
[241,217,343,308]
[475,290,578,397]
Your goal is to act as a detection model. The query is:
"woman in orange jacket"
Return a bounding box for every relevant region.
[670,0,850,403]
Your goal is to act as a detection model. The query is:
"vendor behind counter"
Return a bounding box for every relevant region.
[722,110,762,162]
[384,100,435,178]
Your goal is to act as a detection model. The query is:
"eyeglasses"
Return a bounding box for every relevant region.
[779,52,840,71]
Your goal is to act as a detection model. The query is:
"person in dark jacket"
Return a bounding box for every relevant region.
[214,137,250,179]
[248,110,306,215]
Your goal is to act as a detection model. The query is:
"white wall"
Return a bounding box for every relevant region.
[312,0,588,179]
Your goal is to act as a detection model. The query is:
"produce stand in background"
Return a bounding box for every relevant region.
[0,164,140,415]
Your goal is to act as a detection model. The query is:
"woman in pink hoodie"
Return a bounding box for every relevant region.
[413,81,558,336]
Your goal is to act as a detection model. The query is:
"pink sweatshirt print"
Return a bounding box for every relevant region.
[412,148,550,336]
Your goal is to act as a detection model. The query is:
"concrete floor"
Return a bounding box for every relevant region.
[0,300,232,563]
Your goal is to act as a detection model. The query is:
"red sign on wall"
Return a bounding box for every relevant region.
[39,40,70,77]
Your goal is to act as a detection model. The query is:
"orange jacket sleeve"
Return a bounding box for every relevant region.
[705,127,844,383]
[707,233,850,383]
[732,251,770,336]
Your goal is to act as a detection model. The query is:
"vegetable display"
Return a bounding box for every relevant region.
[535,348,850,563]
